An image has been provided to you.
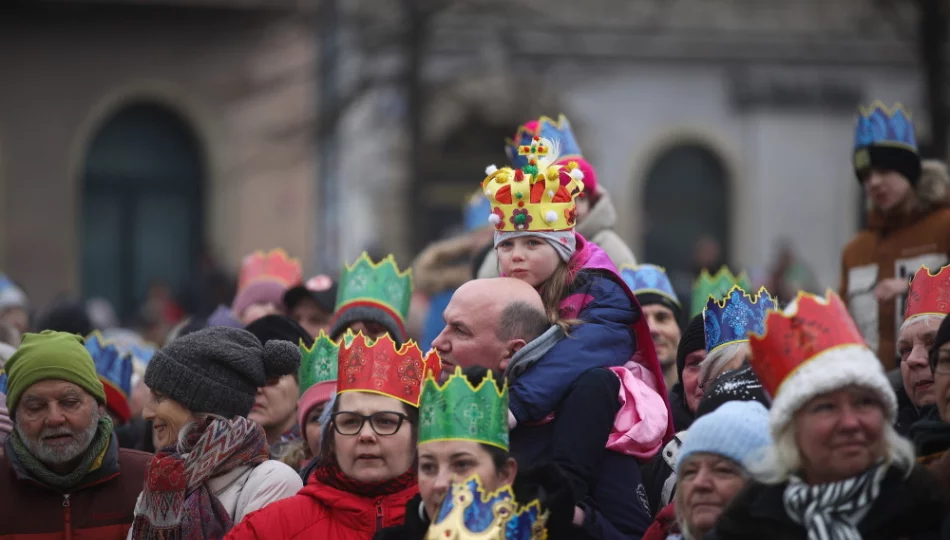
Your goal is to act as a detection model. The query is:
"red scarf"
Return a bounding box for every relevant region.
[313,458,417,498]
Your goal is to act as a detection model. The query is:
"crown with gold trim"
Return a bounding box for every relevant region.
[853,101,919,178]
[505,115,583,170]
[419,368,509,450]
[298,331,340,397]
[691,266,752,317]
[337,332,440,407]
[483,137,585,233]
[620,264,680,309]
[426,475,549,540]
[332,253,413,342]
[85,332,134,423]
[237,248,303,292]
[703,286,776,354]
[905,264,950,322]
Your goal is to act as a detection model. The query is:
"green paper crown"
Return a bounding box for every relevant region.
[418,368,509,451]
[690,266,752,317]
[336,252,413,325]
[298,331,340,396]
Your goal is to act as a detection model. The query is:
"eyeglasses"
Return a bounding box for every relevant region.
[331,411,410,436]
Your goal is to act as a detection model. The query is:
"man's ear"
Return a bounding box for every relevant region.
[498,339,527,373]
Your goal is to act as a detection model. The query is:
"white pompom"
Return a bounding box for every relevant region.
[544,210,558,223]
[548,190,555,198]
[488,213,501,225]
[485,165,498,175]
[570,168,585,181]
[485,189,492,196]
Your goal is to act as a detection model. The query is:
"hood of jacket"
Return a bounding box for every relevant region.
[866,158,950,233]
[577,190,619,240]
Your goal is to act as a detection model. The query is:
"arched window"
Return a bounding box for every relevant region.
[642,143,730,309]
[81,103,204,322]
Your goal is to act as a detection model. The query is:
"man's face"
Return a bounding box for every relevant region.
[290,298,332,338]
[249,375,300,435]
[898,317,941,407]
[643,304,681,372]
[432,288,508,374]
[862,168,912,212]
[15,380,100,472]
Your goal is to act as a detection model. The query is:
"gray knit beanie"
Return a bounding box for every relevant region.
[144,326,300,418]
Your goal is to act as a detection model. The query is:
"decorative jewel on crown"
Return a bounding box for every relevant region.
[419,367,509,451]
[426,475,549,540]
[298,331,341,397]
[905,264,950,322]
[237,248,303,292]
[334,253,413,331]
[483,136,585,233]
[691,266,752,317]
[749,291,867,397]
[619,264,680,308]
[505,115,583,170]
[703,286,776,353]
[337,332,440,407]
[853,101,918,153]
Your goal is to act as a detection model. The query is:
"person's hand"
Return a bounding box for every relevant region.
[874,278,909,302]
[573,506,585,526]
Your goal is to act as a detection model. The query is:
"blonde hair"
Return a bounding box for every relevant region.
[699,342,749,388]
[538,261,582,334]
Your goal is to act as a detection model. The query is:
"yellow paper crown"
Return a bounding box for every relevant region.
[482,136,585,233]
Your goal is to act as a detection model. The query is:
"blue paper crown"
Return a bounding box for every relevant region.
[428,476,548,540]
[704,286,776,354]
[853,101,917,153]
[464,189,493,232]
[619,264,680,308]
[505,114,583,169]
[0,371,7,395]
[85,332,133,398]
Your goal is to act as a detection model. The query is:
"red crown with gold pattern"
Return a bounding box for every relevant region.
[749,291,867,397]
[337,332,442,407]
[904,264,950,322]
[237,248,303,292]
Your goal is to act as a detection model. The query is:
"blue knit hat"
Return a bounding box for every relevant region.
[676,400,771,472]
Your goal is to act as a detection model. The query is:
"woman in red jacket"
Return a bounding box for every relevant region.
[226,333,440,540]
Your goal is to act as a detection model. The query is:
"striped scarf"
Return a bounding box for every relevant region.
[130,415,269,540]
[782,464,886,540]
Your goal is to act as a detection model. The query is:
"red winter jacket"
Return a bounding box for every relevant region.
[224,477,419,540]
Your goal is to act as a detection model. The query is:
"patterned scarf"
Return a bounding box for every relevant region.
[313,457,417,498]
[11,415,114,491]
[783,464,886,540]
[130,415,269,540]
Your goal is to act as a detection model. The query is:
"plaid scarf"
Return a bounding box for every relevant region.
[313,457,417,498]
[783,464,886,540]
[130,415,269,540]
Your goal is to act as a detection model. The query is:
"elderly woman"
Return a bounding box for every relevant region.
[709,292,949,539]
[225,334,438,539]
[129,327,304,539]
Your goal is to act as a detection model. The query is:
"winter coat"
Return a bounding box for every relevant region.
[476,191,636,280]
[640,432,684,517]
[0,434,151,540]
[642,502,678,540]
[911,407,950,496]
[841,160,950,370]
[225,475,419,540]
[707,464,950,540]
[372,495,429,540]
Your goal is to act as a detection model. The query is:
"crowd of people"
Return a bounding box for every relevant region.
[1,104,950,539]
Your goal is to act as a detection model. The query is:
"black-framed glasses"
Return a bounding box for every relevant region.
[331,411,410,436]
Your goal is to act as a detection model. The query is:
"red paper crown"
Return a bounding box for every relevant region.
[337,332,441,407]
[237,248,303,292]
[905,264,950,321]
[749,291,867,397]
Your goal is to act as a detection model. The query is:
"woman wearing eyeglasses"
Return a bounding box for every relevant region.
[226,333,440,540]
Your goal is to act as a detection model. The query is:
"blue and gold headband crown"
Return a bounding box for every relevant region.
[853,101,917,153]
[426,476,549,540]
[704,286,776,354]
[619,264,680,309]
[505,115,583,170]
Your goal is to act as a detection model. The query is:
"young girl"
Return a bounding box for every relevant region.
[482,137,674,444]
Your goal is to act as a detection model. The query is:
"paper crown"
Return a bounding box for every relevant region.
[704,286,776,354]
[905,264,950,322]
[335,252,413,329]
[853,101,917,155]
[426,476,549,540]
[505,115,583,170]
[619,264,680,308]
[298,331,340,397]
[419,368,509,451]
[337,332,440,407]
[237,248,303,292]
[749,291,866,397]
[85,332,134,422]
[691,266,752,317]
[464,190,493,232]
[483,137,585,233]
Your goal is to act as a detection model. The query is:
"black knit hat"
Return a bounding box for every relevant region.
[695,365,771,418]
[144,326,301,418]
[330,307,406,347]
[929,315,950,372]
[635,292,682,324]
[245,314,315,348]
[677,314,705,383]
[856,146,922,186]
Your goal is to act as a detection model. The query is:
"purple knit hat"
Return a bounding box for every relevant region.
[232,281,289,319]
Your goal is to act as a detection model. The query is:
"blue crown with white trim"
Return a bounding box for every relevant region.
[704,286,776,354]
[426,476,548,540]
[505,115,583,170]
[620,264,680,308]
[853,101,917,152]
[85,333,133,398]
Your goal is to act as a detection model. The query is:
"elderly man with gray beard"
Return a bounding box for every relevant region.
[0,331,151,539]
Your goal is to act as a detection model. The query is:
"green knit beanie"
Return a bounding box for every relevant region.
[4,330,105,413]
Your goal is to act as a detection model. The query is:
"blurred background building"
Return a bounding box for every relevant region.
[0,0,946,323]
